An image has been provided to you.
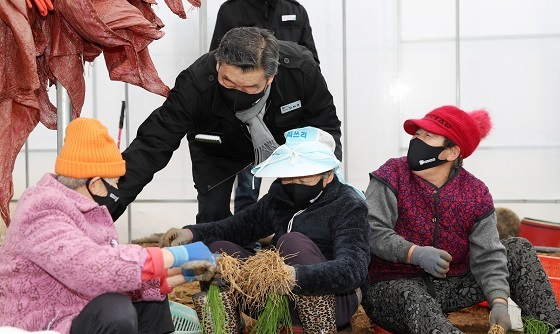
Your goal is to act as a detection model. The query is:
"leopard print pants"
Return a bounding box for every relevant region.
[361,238,560,334]
[192,287,239,334]
[294,294,337,334]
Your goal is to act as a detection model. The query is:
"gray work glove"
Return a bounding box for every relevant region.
[159,228,192,247]
[489,302,511,332]
[409,246,452,278]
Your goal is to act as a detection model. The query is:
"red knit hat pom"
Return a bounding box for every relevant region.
[469,109,492,139]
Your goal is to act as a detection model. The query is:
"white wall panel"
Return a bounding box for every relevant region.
[5,0,560,240]
[460,38,560,146]
[460,0,560,37]
[401,0,455,41]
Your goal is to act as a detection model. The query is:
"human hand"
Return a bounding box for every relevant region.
[166,268,187,288]
[409,246,452,278]
[273,265,296,295]
[181,262,216,282]
[166,241,214,264]
[160,228,192,247]
[489,302,511,332]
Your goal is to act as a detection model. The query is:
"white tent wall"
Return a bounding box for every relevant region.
[6,0,560,243]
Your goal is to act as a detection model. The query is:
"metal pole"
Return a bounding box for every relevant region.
[56,82,72,154]
[396,0,403,152]
[24,142,30,188]
[455,0,461,107]
[342,0,348,180]
[199,0,208,54]
[124,83,132,243]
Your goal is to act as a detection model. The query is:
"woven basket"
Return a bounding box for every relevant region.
[170,301,202,334]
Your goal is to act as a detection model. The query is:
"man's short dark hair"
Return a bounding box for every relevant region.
[215,27,280,78]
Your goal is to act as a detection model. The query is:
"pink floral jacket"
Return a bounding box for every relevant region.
[0,174,164,333]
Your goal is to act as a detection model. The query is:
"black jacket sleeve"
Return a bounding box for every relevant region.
[115,69,197,218]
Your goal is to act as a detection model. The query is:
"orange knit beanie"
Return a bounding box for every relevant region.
[55,118,126,178]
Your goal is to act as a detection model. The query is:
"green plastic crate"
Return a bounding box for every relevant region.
[169,301,202,334]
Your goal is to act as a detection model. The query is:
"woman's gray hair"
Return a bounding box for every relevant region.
[215,27,280,78]
[56,175,88,190]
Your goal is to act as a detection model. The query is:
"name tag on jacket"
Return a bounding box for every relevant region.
[282,15,297,22]
[281,100,302,114]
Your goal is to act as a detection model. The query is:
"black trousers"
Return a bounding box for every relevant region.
[70,293,174,334]
[195,176,236,224]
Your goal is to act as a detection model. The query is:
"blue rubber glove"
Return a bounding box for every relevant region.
[166,241,214,267]
[489,302,511,332]
[409,246,452,278]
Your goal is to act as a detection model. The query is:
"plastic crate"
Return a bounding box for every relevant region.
[538,255,560,277]
[169,301,202,334]
[519,218,560,248]
[550,277,560,306]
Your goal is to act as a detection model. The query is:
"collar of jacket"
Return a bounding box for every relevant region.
[41,173,102,213]
[245,0,280,10]
[270,175,342,207]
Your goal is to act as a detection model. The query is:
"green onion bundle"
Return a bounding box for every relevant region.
[251,293,292,334]
[203,284,228,334]
[521,317,556,334]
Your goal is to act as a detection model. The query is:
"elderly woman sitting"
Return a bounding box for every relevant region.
[0,118,216,334]
[161,126,370,333]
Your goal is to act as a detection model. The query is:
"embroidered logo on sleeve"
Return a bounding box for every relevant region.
[282,14,297,22]
[281,100,302,114]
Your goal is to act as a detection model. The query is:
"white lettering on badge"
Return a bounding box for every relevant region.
[281,100,302,114]
[282,15,296,22]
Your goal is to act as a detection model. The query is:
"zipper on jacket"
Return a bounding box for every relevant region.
[207,162,254,192]
[432,189,440,247]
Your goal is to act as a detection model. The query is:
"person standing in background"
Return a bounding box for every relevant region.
[210,0,321,215]
[113,27,341,227]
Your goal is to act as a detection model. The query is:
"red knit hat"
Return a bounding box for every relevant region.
[403,105,492,159]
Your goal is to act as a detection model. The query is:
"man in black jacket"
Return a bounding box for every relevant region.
[210,0,320,214]
[114,27,341,225]
[210,0,319,63]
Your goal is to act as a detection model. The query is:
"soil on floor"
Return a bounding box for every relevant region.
[144,236,557,334]
[170,281,493,333]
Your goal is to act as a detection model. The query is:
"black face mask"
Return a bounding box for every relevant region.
[282,179,324,210]
[406,137,448,171]
[87,178,122,220]
[218,84,266,112]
